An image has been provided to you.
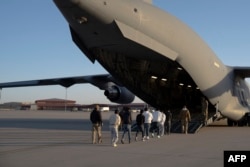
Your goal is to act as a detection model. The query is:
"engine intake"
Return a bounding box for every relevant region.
[104,85,135,104]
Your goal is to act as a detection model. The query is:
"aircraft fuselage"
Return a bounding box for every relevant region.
[54,0,249,120]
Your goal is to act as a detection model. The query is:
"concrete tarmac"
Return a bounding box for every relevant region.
[0,110,249,167]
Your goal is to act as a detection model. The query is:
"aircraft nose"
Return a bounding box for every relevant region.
[54,0,113,24]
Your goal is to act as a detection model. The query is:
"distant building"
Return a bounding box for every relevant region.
[35,98,78,110]
[81,103,110,112]
[0,99,148,112]
[103,103,148,112]
[0,102,32,110]
[0,102,22,110]
[75,103,148,112]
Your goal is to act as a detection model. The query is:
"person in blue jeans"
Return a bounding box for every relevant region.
[135,109,145,141]
[121,107,132,144]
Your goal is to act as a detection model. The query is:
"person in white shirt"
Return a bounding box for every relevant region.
[109,109,121,147]
[159,110,166,136]
[151,109,162,138]
[142,107,153,140]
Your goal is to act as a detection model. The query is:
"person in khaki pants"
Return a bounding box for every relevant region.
[201,97,208,125]
[90,105,103,144]
[179,106,191,134]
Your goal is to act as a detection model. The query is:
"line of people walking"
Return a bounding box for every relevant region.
[90,105,191,147]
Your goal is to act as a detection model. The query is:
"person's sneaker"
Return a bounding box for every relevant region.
[135,137,138,141]
[146,136,150,140]
[142,136,146,141]
[157,135,160,138]
[151,133,154,138]
[113,143,117,147]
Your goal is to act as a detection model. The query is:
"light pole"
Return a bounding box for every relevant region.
[65,88,67,112]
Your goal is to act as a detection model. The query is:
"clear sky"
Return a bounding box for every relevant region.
[0,0,250,104]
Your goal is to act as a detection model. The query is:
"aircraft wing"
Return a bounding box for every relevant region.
[0,74,135,104]
[233,67,250,78]
[0,74,117,89]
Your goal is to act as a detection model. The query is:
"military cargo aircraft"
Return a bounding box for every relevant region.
[1,0,250,126]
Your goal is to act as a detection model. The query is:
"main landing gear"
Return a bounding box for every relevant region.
[227,113,250,127]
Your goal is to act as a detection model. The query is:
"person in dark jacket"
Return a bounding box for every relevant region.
[90,105,103,144]
[165,110,172,135]
[135,109,145,141]
[121,107,132,144]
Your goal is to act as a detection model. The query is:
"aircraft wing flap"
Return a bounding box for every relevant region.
[234,67,250,78]
[115,20,178,61]
[0,74,116,90]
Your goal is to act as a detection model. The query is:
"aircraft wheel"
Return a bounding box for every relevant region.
[238,121,244,127]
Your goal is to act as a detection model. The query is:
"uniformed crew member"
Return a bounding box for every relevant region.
[179,106,191,134]
[201,97,208,125]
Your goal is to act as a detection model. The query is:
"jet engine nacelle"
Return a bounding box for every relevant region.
[104,85,135,104]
